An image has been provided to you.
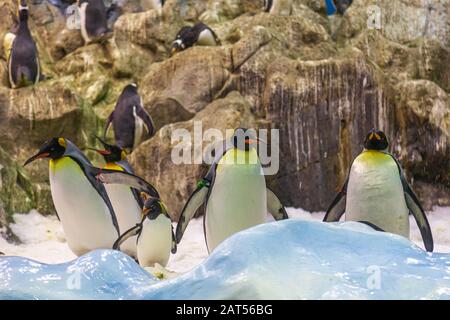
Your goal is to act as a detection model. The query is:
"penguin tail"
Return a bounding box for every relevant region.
[17,66,32,86]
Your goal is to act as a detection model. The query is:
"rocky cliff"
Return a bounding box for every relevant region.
[0,0,448,231]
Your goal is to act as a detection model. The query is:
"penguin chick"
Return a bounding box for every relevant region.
[113,193,176,268]
[171,22,221,56]
[323,128,434,252]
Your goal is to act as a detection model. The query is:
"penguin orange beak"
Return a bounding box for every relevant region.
[245,138,266,145]
[88,148,112,156]
[24,152,50,166]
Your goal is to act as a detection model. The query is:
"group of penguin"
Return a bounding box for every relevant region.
[11,0,435,269]
[5,0,353,89]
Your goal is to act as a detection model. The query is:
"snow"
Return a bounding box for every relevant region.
[1,218,450,299]
[1,207,450,274]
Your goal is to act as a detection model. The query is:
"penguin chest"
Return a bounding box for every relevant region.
[196,29,217,46]
[346,151,410,238]
[133,106,144,149]
[205,149,266,252]
[104,183,141,258]
[49,158,118,256]
[137,216,172,267]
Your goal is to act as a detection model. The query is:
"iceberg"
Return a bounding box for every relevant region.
[1,219,450,299]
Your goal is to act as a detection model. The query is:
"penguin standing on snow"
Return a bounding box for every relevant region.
[104,84,155,153]
[263,0,292,16]
[90,136,143,259]
[113,193,176,268]
[8,0,41,89]
[24,137,159,256]
[78,0,110,44]
[176,128,289,253]
[323,129,434,252]
[171,22,221,56]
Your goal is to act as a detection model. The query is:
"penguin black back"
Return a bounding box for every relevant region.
[80,0,109,38]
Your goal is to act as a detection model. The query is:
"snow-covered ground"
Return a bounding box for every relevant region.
[1,207,449,274]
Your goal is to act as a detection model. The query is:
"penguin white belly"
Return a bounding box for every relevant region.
[205,149,266,253]
[104,184,141,258]
[133,106,144,150]
[196,29,217,46]
[49,157,118,256]
[346,151,410,238]
[137,216,172,267]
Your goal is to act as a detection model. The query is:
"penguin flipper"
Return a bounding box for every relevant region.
[113,224,142,250]
[171,225,177,254]
[94,168,160,198]
[104,111,114,138]
[388,154,434,252]
[323,178,348,222]
[176,185,209,243]
[136,105,155,137]
[266,188,288,220]
[401,177,434,252]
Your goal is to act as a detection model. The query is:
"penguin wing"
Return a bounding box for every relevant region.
[323,178,348,222]
[136,104,155,137]
[175,185,209,243]
[267,188,289,220]
[113,224,142,250]
[171,225,177,254]
[104,111,114,138]
[94,168,160,198]
[389,155,433,252]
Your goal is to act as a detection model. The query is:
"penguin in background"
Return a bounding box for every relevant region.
[170,22,221,56]
[323,129,434,252]
[324,0,353,16]
[104,83,155,153]
[24,137,159,256]
[176,128,289,253]
[78,0,111,44]
[7,0,41,89]
[89,136,143,259]
[263,0,292,16]
[113,193,176,268]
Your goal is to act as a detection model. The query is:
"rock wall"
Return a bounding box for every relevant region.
[0,0,448,225]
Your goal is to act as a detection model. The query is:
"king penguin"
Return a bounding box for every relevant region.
[90,136,143,259]
[171,22,221,56]
[176,128,289,253]
[263,0,292,16]
[8,0,41,89]
[78,0,110,44]
[323,129,434,252]
[113,193,176,268]
[24,137,159,256]
[104,83,155,153]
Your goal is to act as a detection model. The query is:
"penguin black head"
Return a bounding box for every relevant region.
[364,129,388,151]
[232,128,263,151]
[18,0,29,21]
[123,83,138,94]
[24,138,67,166]
[141,193,167,220]
[90,136,127,163]
[170,26,191,56]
